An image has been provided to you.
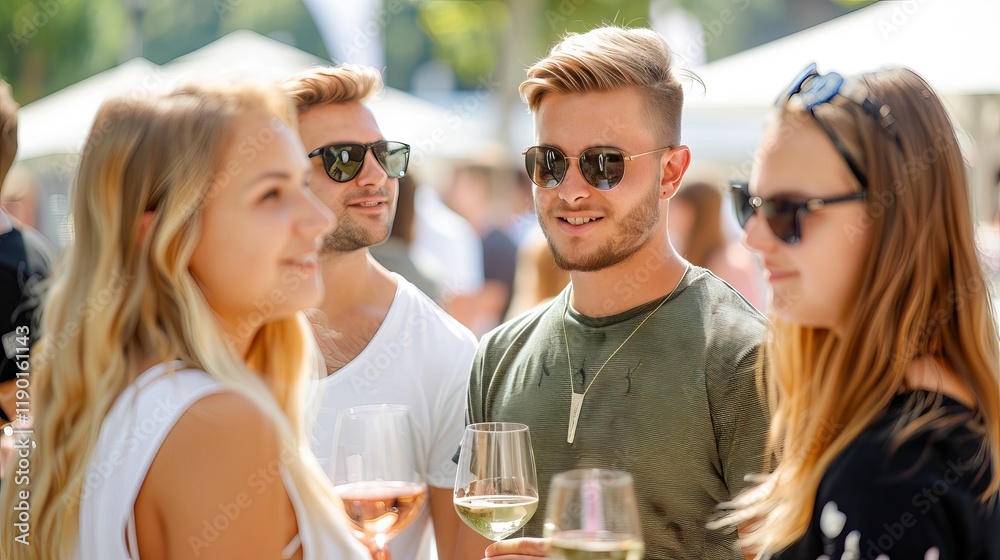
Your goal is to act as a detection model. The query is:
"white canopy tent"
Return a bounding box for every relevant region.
[17,30,491,161]
[687,0,1000,109]
[17,58,168,160]
[14,31,493,246]
[679,0,1000,220]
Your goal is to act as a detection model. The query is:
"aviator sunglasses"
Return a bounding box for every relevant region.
[522,145,672,190]
[308,140,410,183]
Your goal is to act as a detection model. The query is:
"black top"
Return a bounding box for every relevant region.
[0,225,53,419]
[775,391,1000,560]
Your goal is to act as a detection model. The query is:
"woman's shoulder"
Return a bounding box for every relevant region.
[137,390,300,557]
[807,393,997,559]
[825,392,984,487]
[144,390,282,501]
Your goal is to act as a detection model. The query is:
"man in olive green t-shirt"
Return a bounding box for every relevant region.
[454,26,769,560]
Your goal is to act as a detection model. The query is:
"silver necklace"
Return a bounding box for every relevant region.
[561,266,687,444]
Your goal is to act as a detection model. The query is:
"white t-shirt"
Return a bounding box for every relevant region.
[76,362,367,560]
[309,275,478,560]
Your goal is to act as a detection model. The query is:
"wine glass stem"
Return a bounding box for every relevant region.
[369,544,391,560]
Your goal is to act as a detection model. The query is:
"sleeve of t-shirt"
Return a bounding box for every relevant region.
[427,329,478,489]
[807,460,962,560]
[708,344,770,497]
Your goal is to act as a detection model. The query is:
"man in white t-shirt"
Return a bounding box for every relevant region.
[283,65,477,560]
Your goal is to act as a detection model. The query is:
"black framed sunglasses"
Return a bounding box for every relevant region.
[778,62,898,190]
[308,140,410,183]
[522,145,672,191]
[731,180,866,244]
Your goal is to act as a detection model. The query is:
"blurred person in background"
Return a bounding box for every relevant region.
[283,64,477,560]
[668,180,765,309]
[0,84,369,560]
[975,171,999,327]
[0,79,52,442]
[721,64,999,559]
[504,229,569,320]
[370,172,443,301]
[412,179,486,332]
[1,165,43,231]
[443,163,519,335]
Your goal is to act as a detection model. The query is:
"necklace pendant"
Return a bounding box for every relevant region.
[567,392,585,444]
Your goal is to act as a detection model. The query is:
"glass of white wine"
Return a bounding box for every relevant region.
[331,404,428,560]
[543,469,644,560]
[453,422,538,542]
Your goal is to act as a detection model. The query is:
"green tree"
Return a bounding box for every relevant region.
[0,0,328,105]
[1,0,126,104]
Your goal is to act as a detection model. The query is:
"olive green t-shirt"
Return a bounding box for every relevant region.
[467,267,769,559]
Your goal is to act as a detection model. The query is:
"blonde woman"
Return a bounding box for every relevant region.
[724,64,1000,558]
[0,85,369,560]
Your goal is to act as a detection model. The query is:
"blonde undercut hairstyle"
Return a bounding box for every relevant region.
[718,67,1000,556]
[283,63,383,112]
[0,85,356,559]
[520,25,684,146]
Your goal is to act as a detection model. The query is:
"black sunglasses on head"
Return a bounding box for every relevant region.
[308,140,410,183]
[731,180,865,244]
[777,62,899,190]
[522,145,672,191]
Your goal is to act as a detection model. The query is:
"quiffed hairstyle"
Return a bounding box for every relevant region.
[520,25,684,146]
[282,63,383,112]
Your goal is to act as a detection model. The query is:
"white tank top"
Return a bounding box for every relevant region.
[75,362,367,560]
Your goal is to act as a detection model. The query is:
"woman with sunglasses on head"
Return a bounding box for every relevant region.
[719,64,1000,559]
[0,85,369,560]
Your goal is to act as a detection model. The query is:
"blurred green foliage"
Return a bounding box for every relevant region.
[0,0,328,104]
[1,0,874,103]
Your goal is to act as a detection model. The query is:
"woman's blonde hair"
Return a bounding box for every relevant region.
[0,85,355,559]
[519,25,684,146]
[725,67,1000,554]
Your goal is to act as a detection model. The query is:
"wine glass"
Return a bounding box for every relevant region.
[543,469,645,560]
[453,422,539,542]
[331,404,427,560]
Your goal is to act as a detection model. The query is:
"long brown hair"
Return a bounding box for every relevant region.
[722,67,1000,553]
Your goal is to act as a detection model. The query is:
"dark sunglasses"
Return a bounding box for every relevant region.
[308,140,410,183]
[731,180,865,244]
[777,62,898,190]
[522,145,672,191]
